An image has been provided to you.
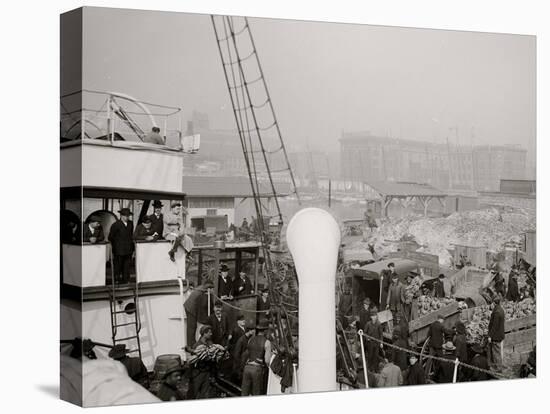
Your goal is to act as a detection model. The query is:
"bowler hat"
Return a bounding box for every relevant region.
[442,341,456,351]
[118,208,133,216]
[163,359,185,378]
[152,200,163,208]
[220,264,229,272]
[439,273,445,279]
[108,344,128,359]
[388,262,395,268]
[142,216,152,224]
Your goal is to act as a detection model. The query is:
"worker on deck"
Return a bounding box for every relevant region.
[163,201,193,262]
[487,295,505,372]
[358,297,374,330]
[493,270,506,298]
[233,270,253,297]
[232,322,256,384]
[108,344,148,387]
[184,281,214,347]
[378,351,403,387]
[157,360,185,401]
[241,321,272,396]
[108,208,134,284]
[133,216,159,241]
[257,289,271,324]
[468,344,490,381]
[143,126,164,145]
[83,215,105,243]
[187,325,215,399]
[207,302,230,346]
[453,321,468,381]
[147,200,164,238]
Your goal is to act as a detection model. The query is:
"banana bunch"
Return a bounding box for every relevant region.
[188,344,228,365]
[417,295,456,317]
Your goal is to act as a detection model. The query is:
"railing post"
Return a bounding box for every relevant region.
[358,330,369,389]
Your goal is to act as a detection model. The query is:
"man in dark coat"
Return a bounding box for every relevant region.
[405,354,426,385]
[428,314,453,374]
[257,289,271,324]
[468,344,490,381]
[433,274,446,298]
[386,273,404,318]
[207,303,230,346]
[358,297,374,330]
[184,282,214,347]
[380,263,396,308]
[434,341,456,383]
[83,216,105,243]
[454,321,468,381]
[493,271,506,298]
[506,270,520,302]
[218,264,233,299]
[228,314,246,353]
[108,208,134,284]
[133,216,159,241]
[364,310,384,373]
[187,326,215,399]
[241,321,272,396]
[147,200,164,238]
[233,270,253,297]
[392,326,409,372]
[108,344,148,387]
[487,296,505,372]
[232,323,255,384]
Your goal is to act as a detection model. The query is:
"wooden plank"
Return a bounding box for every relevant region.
[409,302,459,332]
[505,327,536,347]
[505,314,536,333]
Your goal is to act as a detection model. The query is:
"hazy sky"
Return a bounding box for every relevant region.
[82,7,535,162]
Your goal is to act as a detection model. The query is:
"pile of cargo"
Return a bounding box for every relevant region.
[465,298,536,343]
[369,207,534,266]
[417,295,456,317]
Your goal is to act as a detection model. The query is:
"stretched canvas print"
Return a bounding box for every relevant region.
[60,6,536,407]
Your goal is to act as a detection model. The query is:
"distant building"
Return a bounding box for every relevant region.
[339,132,526,192]
[472,145,527,192]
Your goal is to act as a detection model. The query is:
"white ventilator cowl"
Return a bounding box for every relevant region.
[286,207,340,393]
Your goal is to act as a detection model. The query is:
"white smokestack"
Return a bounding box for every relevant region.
[286,207,340,393]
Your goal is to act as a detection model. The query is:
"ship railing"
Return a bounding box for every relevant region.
[60,90,199,152]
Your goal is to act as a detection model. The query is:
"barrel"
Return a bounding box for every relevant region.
[153,354,182,381]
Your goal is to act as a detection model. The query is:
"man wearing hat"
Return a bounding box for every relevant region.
[380,262,397,308]
[147,200,164,238]
[108,208,134,284]
[428,314,453,374]
[83,215,105,243]
[163,201,193,262]
[218,264,233,299]
[108,344,148,387]
[467,344,489,381]
[184,282,214,347]
[232,322,256,384]
[405,354,426,385]
[233,269,253,297]
[487,295,505,372]
[364,310,384,373]
[133,216,159,241]
[434,341,456,383]
[187,325,215,399]
[241,321,272,396]
[506,267,520,302]
[386,272,405,321]
[157,359,185,401]
[207,302,230,346]
[433,273,446,298]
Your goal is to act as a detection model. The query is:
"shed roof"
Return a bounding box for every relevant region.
[182,176,291,198]
[366,181,446,197]
[353,258,419,279]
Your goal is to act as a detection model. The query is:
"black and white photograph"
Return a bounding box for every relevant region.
[55,4,538,409]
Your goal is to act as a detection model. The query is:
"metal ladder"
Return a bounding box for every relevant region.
[211,15,301,238]
[107,278,144,362]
